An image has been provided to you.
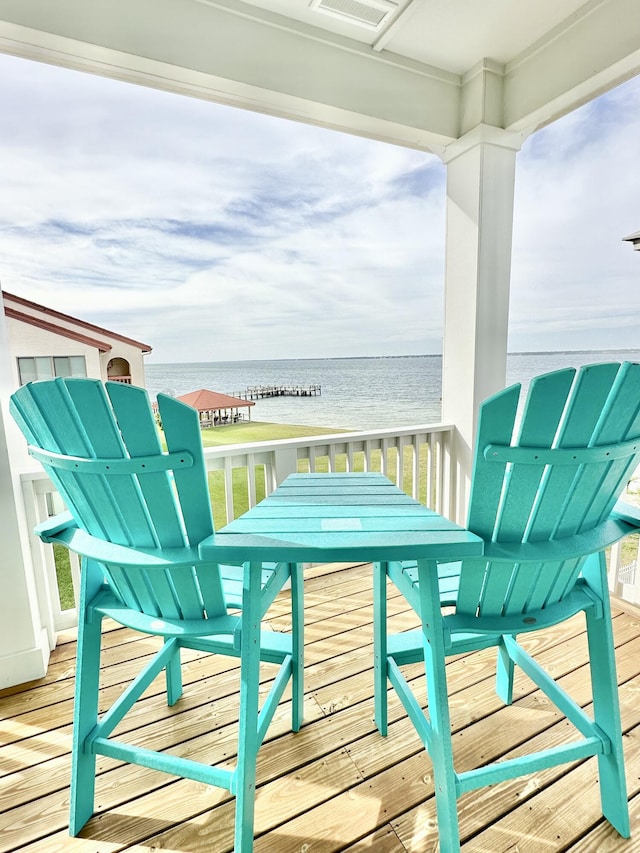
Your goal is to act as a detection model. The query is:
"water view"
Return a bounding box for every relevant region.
[145,351,640,432]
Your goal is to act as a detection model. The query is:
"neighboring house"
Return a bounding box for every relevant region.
[3,290,152,388]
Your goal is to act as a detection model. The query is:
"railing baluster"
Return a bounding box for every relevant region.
[247,454,257,508]
[381,438,389,477]
[427,432,435,510]
[328,443,337,472]
[396,438,405,491]
[223,457,234,523]
[345,443,353,472]
[412,435,420,501]
[362,440,370,472]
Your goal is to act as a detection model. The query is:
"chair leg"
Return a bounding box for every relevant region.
[373,561,389,736]
[495,636,515,705]
[234,561,263,853]
[290,562,304,732]
[582,552,630,837]
[69,561,104,836]
[417,559,461,853]
[164,639,183,707]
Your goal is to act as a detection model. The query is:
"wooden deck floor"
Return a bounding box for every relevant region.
[3,561,640,853]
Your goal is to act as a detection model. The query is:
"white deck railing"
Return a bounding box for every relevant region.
[19,422,640,647]
[19,423,455,640]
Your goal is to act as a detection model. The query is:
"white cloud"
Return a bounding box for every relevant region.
[510,75,640,351]
[0,52,446,360]
[0,52,639,361]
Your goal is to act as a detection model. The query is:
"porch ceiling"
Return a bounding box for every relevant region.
[0,0,638,152]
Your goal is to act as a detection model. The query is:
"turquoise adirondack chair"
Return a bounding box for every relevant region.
[374,361,640,851]
[10,378,303,852]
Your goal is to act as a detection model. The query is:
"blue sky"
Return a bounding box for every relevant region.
[0,52,638,363]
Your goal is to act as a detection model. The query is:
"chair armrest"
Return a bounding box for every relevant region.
[485,515,639,563]
[34,510,77,542]
[612,500,640,530]
[35,519,205,569]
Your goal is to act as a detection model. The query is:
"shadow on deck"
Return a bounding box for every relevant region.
[1,561,640,852]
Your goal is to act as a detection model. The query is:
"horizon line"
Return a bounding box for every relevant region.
[146,347,640,367]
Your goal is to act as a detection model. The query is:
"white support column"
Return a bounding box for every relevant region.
[0,283,51,688]
[440,126,523,523]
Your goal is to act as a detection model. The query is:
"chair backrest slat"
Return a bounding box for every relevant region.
[466,383,520,540]
[578,365,640,530]
[65,379,165,548]
[500,558,542,614]
[158,392,216,547]
[105,382,188,548]
[168,566,209,619]
[454,557,487,615]
[12,379,137,543]
[141,567,181,619]
[493,368,575,543]
[460,361,640,620]
[531,363,626,541]
[107,564,147,611]
[10,378,226,622]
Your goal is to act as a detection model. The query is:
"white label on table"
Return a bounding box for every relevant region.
[321,518,363,531]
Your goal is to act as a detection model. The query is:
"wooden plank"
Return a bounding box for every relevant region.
[0,568,395,723]
[568,790,640,851]
[391,641,640,851]
[2,565,640,853]
[3,742,364,853]
[341,826,408,851]
[458,717,640,852]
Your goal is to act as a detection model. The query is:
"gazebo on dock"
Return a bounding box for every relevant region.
[177,388,255,427]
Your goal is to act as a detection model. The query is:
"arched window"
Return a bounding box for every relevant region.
[107,357,132,384]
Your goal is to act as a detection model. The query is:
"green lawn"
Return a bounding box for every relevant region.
[198,420,345,446]
[54,543,74,611]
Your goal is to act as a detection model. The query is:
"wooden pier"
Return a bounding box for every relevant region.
[229,384,321,400]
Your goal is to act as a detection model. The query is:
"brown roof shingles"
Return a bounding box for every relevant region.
[177,389,255,411]
[3,290,152,353]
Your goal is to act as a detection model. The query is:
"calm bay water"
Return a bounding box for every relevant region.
[145,351,640,432]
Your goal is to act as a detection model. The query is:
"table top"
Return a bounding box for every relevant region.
[200,472,483,563]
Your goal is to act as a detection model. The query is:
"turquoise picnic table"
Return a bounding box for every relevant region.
[200,469,485,836]
[200,472,484,564]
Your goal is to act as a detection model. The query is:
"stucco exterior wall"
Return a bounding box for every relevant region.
[4,294,150,389]
[5,316,103,386]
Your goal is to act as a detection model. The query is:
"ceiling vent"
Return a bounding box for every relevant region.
[309,0,398,31]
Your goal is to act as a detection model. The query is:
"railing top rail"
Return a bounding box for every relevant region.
[17,422,455,482]
[201,422,455,459]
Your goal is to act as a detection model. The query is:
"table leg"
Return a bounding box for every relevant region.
[373,561,388,736]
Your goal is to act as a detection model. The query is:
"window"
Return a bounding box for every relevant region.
[18,355,87,385]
